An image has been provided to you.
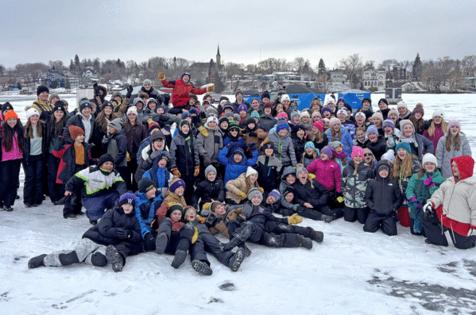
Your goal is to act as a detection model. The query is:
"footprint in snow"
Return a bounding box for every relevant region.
[218,281,236,291]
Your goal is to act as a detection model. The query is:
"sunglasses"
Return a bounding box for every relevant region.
[364,153,373,157]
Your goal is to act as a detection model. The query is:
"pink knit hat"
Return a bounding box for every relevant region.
[312,120,324,132]
[276,112,289,120]
[351,146,365,159]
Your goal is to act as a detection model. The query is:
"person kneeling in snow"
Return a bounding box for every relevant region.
[28,192,142,272]
[422,156,476,249]
[64,154,127,225]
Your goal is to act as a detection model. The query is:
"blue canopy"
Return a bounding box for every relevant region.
[337,90,371,111]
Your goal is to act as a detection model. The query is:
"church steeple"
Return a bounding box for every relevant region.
[216,45,221,67]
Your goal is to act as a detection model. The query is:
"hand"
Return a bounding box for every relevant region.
[144,232,155,243]
[423,201,434,215]
[116,228,130,239]
[171,168,181,177]
[287,213,303,225]
[238,191,247,199]
[303,202,313,209]
[308,173,316,180]
[158,72,166,81]
[194,165,200,177]
[64,191,72,196]
[207,84,215,92]
[198,125,208,137]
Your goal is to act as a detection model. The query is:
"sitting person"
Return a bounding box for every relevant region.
[225,166,262,205]
[192,165,225,210]
[28,192,142,272]
[218,143,258,184]
[142,152,171,199]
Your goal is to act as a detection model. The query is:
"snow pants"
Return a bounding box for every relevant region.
[363,211,397,236]
[158,219,193,255]
[43,238,107,267]
[344,207,369,224]
[47,153,64,203]
[234,221,305,248]
[82,191,119,220]
[0,159,21,208]
[190,232,235,267]
[423,213,476,250]
[23,155,44,205]
[264,221,316,239]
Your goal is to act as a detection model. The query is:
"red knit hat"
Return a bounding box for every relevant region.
[68,125,84,140]
[3,110,18,121]
[312,120,324,132]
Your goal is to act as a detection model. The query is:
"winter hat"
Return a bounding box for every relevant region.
[36,85,49,96]
[3,110,18,121]
[250,110,260,120]
[68,125,84,140]
[377,162,391,173]
[276,122,289,133]
[399,119,414,131]
[179,119,191,129]
[256,122,270,132]
[119,192,136,206]
[366,125,379,136]
[395,142,412,154]
[432,111,444,119]
[26,108,40,120]
[188,107,198,116]
[321,107,332,116]
[237,104,248,113]
[166,204,184,218]
[304,141,316,150]
[146,98,158,107]
[156,151,170,163]
[127,106,138,116]
[205,115,219,128]
[205,165,217,177]
[329,141,343,149]
[170,177,186,193]
[223,103,235,112]
[138,178,155,193]
[1,102,14,113]
[101,101,114,111]
[290,111,300,120]
[276,112,289,120]
[355,112,366,120]
[247,187,263,202]
[181,72,191,79]
[268,189,281,201]
[108,118,123,132]
[296,165,308,175]
[79,100,93,112]
[133,97,144,108]
[312,120,324,132]
[300,110,311,118]
[447,120,460,131]
[378,98,389,106]
[261,91,271,100]
[397,101,407,109]
[329,117,341,128]
[451,156,475,180]
[336,109,348,118]
[383,119,395,130]
[245,166,258,177]
[321,146,334,159]
[283,187,295,198]
[351,146,365,159]
[381,150,395,163]
[98,153,114,167]
[143,79,152,86]
[422,153,438,167]
[280,94,291,102]
[181,111,191,120]
[150,131,165,142]
[412,103,424,115]
[371,112,384,122]
[228,121,240,132]
[262,142,275,152]
[263,102,273,109]
[53,101,67,114]
[388,109,399,118]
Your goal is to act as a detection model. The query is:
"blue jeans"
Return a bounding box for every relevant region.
[83,191,119,220]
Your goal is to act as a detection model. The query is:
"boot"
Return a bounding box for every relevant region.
[58,251,80,266]
[106,245,124,272]
[299,235,313,249]
[28,254,46,269]
[171,250,187,269]
[90,252,107,267]
[307,227,324,243]
[241,244,252,257]
[229,247,245,272]
[321,214,334,223]
[155,233,168,254]
[191,260,213,276]
[222,237,242,251]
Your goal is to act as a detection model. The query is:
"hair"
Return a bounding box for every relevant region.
[445,132,461,152]
[426,117,448,137]
[96,107,117,133]
[393,153,414,179]
[24,118,43,139]
[48,111,67,137]
[2,120,24,152]
[310,128,324,143]
[330,125,342,141]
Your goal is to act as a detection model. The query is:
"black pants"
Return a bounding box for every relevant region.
[344,207,369,224]
[24,155,44,205]
[158,219,193,255]
[235,222,303,248]
[191,232,234,266]
[115,241,143,263]
[363,211,397,236]
[125,159,138,191]
[423,213,476,249]
[265,221,315,238]
[278,207,325,221]
[0,159,21,207]
[47,153,64,203]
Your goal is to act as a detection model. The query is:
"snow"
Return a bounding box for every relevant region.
[1,94,476,314]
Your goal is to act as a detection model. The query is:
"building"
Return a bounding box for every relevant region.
[362,69,386,90]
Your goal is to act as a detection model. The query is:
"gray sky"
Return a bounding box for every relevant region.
[2,0,475,68]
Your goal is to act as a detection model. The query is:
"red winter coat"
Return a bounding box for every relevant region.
[307,158,342,193]
[161,79,206,108]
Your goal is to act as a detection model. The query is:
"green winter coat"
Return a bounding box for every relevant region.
[405,170,444,209]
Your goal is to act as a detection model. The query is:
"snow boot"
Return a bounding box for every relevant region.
[171,250,187,269]
[307,227,324,243]
[89,219,98,225]
[91,252,107,267]
[229,247,245,272]
[28,254,46,269]
[155,233,168,254]
[58,251,80,266]
[321,214,334,223]
[241,244,252,257]
[106,245,124,272]
[299,236,313,249]
[4,206,13,212]
[192,260,213,276]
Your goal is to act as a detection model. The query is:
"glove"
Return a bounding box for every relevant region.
[116,228,130,239]
[238,191,247,199]
[149,150,161,161]
[423,201,434,215]
[144,232,155,243]
[157,72,166,81]
[336,193,344,204]
[194,165,200,177]
[287,213,303,225]
[126,84,133,98]
[191,226,199,244]
[308,173,316,180]
[171,168,181,177]
[206,84,215,92]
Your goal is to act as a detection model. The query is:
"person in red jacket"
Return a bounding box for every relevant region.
[158,72,214,115]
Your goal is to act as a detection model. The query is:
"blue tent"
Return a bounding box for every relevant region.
[337,89,371,111]
[285,85,326,111]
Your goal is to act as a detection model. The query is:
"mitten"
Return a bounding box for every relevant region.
[207,84,215,92]
[422,201,434,215]
[198,125,209,137]
[194,165,200,177]
[423,176,435,187]
[171,168,181,177]
[191,226,199,244]
[287,213,303,225]
[308,173,316,180]
[158,72,166,81]
[238,191,247,199]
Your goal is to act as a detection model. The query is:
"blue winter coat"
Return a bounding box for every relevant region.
[134,192,162,238]
[325,126,353,158]
[143,158,170,196]
[217,145,258,184]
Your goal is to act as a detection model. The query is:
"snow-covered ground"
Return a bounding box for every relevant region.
[1,94,476,314]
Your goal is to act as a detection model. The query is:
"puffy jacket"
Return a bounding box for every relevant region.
[325,126,353,158]
[192,178,225,209]
[435,133,472,178]
[196,127,223,165]
[256,155,282,193]
[217,145,258,184]
[169,130,199,176]
[105,132,128,167]
[342,161,373,208]
[429,156,476,236]
[293,179,329,209]
[123,121,147,160]
[142,160,170,197]
[52,143,91,184]
[365,161,401,215]
[135,192,163,237]
[267,130,297,166]
[406,170,444,211]
[225,173,261,204]
[307,158,342,193]
[65,165,126,198]
[161,79,206,108]
[365,136,387,161]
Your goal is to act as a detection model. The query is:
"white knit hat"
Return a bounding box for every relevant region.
[432,111,444,119]
[329,117,341,127]
[397,101,407,109]
[422,153,438,167]
[205,115,219,127]
[127,106,138,116]
[337,109,348,117]
[281,94,291,102]
[26,107,40,120]
[381,149,395,163]
[245,166,258,177]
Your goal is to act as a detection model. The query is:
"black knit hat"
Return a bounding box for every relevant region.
[53,101,67,114]
[98,154,114,167]
[378,98,389,106]
[36,85,49,96]
[79,100,93,112]
[138,178,155,193]
[1,102,14,114]
[166,204,184,218]
[261,90,271,100]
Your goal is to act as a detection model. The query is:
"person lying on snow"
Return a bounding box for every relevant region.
[28,192,142,272]
[422,156,476,249]
[221,188,315,251]
[63,154,127,225]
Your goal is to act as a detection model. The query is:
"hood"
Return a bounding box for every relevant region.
[375,159,393,180]
[451,156,474,180]
[229,146,246,164]
[281,166,296,180]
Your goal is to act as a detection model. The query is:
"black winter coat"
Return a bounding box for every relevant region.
[192,178,225,209]
[293,179,329,208]
[365,136,387,160]
[123,122,147,160]
[64,114,95,144]
[365,171,401,216]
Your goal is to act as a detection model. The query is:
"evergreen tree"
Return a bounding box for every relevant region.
[318,58,326,75]
[412,53,422,81]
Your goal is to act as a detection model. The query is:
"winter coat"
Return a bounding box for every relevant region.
[64,113,95,144]
[135,192,163,237]
[278,166,296,194]
[46,119,66,154]
[405,170,444,211]
[217,145,258,184]
[123,121,147,160]
[342,161,372,209]
[65,165,126,198]
[267,130,297,166]
[343,121,356,140]
[155,192,186,232]
[398,134,434,161]
[256,155,282,193]
[192,178,225,209]
[169,130,199,176]
[227,202,286,228]
[365,162,401,215]
[226,173,261,204]
[142,161,170,197]
[365,136,387,161]
[307,158,342,193]
[196,128,223,165]
[105,132,128,167]
[161,78,207,108]
[83,207,142,246]
[325,127,353,158]
[423,124,445,154]
[293,179,329,209]
[31,100,53,122]
[429,156,476,236]
[259,115,277,131]
[435,133,472,178]
[292,136,306,163]
[52,143,91,184]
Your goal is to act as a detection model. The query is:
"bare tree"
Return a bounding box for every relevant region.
[339,54,363,88]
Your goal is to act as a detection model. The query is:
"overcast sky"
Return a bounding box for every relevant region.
[2,0,475,69]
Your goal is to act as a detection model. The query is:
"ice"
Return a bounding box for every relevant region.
[1,93,475,314]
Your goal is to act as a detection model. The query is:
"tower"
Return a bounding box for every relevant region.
[216,45,221,68]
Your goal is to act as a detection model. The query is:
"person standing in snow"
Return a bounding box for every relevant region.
[31,85,53,122]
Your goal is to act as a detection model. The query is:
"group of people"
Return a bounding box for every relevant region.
[0,70,474,275]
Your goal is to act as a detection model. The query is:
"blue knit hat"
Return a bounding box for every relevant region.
[395,142,412,154]
[268,189,281,201]
[304,141,316,150]
[321,146,334,159]
[366,125,379,136]
[276,122,289,133]
[119,192,136,206]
